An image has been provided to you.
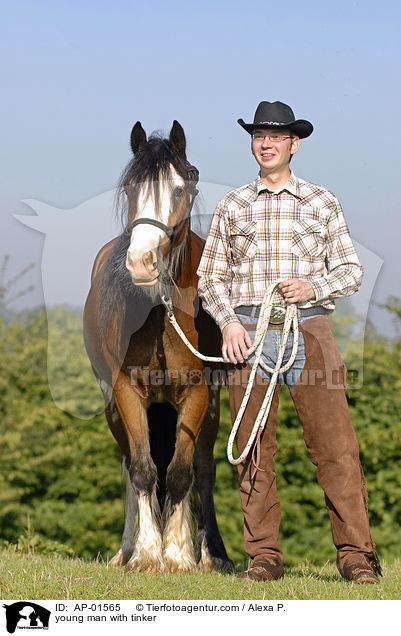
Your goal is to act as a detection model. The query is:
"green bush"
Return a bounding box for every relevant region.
[0,309,123,559]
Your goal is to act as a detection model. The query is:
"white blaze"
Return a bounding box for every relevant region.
[128,165,185,255]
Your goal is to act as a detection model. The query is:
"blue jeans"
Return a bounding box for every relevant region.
[236,311,306,390]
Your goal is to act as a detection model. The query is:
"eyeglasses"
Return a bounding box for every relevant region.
[252,132,293,143]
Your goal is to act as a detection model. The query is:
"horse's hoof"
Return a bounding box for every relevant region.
[108,550,126,568]
[125,552,166,574]
[198,538,235,573]
[164,555,197,574]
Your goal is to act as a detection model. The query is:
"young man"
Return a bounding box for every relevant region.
[197,101,381,583]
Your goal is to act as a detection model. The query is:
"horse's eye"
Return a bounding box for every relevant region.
[174,187,185,198]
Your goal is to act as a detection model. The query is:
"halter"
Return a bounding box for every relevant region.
[125,162,199,243]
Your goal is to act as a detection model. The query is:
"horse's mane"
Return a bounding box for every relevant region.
[116,133,191,229]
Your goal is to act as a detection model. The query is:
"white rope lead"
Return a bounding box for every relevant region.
[161,279,299,466]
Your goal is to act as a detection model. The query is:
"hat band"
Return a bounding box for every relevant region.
[256,121,287,125]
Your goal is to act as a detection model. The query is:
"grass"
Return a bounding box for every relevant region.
[0,548,400,600]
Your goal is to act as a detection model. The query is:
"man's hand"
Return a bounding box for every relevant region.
[222,322,253,365]
[278,279,316,303]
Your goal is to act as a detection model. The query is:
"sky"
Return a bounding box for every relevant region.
[1,0,400,337]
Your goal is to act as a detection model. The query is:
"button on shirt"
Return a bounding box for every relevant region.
[196,172,363,331]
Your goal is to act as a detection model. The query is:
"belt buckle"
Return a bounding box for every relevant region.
[269,305,286,324]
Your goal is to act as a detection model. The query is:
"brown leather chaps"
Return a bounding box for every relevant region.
[228,316,380,576]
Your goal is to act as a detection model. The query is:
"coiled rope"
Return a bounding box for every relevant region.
[161,279,299,466]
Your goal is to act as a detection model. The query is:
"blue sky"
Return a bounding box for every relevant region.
[1,0,400,335]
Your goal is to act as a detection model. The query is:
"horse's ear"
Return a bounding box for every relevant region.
[130,121,147,154]
[169,120,187,159]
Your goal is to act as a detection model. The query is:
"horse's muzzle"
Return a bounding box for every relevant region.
[126,248,160,284]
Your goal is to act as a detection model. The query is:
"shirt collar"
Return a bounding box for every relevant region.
[254,170,301,199]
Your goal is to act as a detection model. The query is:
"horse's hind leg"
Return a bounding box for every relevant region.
[194,384,233,572]
[112,373,164,573]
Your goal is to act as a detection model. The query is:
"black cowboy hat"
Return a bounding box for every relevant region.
[238,101,313,139]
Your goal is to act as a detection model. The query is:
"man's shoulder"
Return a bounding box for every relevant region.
[296,176,341,209]
[216,180,256,211]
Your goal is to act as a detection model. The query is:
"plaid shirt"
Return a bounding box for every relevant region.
[197,171,363,331]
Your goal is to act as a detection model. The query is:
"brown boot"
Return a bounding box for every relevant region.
[341,563,379,583]
[237,556,284,581]
[338,551,382,584]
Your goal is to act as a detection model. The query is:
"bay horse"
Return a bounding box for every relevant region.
[83,121,232,573]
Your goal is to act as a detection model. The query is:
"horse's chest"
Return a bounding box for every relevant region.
[123,322,201,403]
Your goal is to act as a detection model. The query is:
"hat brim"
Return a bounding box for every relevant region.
[237,118,313,139]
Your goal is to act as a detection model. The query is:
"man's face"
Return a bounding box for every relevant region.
[251,128,299,174]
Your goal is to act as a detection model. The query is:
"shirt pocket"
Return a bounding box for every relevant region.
[291,219,325,260]
[229,220,258,263]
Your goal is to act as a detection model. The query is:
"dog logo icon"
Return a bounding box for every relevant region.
[2,602,50,633]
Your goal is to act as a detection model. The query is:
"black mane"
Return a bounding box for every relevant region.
[117,134,190,229]
[98,232,160,353]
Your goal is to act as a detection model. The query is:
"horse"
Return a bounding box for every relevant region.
[83,120,232,573]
